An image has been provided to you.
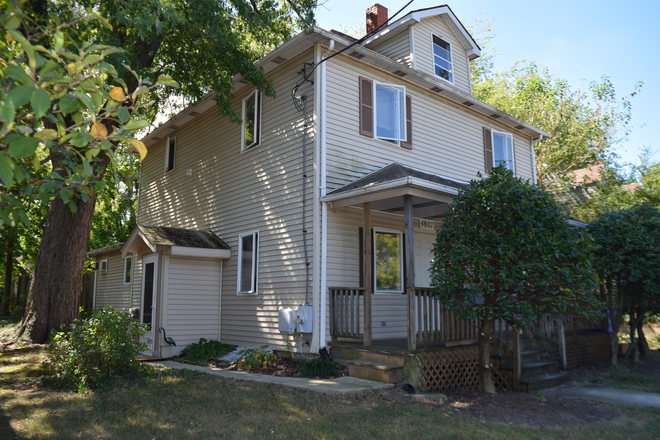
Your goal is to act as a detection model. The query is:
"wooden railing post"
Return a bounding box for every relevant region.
[512,329,521,391]
[404,195,416,351]
[558,319,567,370]
[363,202,372,347]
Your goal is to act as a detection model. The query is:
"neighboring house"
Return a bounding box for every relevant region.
[89,4,551,363]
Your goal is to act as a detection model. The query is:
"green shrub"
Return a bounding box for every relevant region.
[235,345,277,369]
[296,356,341,378]
[45,307,148,391]
[178,338,235,363]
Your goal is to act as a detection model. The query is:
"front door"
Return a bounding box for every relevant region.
[141,254,158,353]
[414,230,436,288]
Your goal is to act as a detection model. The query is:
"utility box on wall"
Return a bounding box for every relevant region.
[278,308,296,334]
[296,305,313,333]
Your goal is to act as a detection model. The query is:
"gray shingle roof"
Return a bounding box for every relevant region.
[327,163,467,196]
[137,224,230,250]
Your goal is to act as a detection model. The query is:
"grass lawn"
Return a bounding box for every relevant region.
[1,344,659,439]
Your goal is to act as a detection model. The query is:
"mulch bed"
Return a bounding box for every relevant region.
[206,357,348,378]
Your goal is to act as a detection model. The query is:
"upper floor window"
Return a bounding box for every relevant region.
[242,90,262,152]
[492,130,514,171]
[432,35,453,83]
[124,256,132,284]
[165,137,176,172]
[237,231,259,294]
[374,82,406,142]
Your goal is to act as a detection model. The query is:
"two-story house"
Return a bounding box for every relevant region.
[88,5,604,392]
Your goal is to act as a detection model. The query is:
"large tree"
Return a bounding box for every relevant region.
[9,0,317,343]
[430,167,600,393]
[588,205,660,364]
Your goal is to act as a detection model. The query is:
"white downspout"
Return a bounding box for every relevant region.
[319,40,333,349]
[531,134,543,185]
[311,43,323,353]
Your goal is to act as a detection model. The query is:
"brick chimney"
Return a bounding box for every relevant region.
[366,4,388,34]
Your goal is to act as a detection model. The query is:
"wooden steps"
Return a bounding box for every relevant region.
[344,351,405,384]
[493,348,570,392]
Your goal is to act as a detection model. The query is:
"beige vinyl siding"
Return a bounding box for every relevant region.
[160,257,221,357]
[325,207,441,340]
[324,55,533,191]
[412,16,471,95]
[135,49,316,350]
[368,29,413,68]
[94,252,133,310]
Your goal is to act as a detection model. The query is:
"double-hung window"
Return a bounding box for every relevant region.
[432,35,453,82]
[124,256,132,284]
[373,228,403,294]
[374,82,406,143]
[242,90,262,152]
[237,231,259,294]
[492,130,514,171]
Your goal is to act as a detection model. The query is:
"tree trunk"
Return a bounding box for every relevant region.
[607,276,622,367]
[14,194,98,344]
[478,318,495,394]
[1,233,14,316]
[636,309,649,359]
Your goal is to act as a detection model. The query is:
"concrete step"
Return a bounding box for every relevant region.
[520,371,571,393]
[346,359,404,384]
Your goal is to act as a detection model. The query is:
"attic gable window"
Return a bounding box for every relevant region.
[432,35,453,83]
[374,82,406,142]
[242,90,262,152]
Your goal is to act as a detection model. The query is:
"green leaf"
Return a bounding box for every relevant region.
[5,65,32,85]
[8,85,37,107]
[117,106,130,124]
[8,137,40,158]
[60,188,73,204]
[122,119,150,131]
[8,30,36,69]
[1,99,16,124]
[70,132,91,148]
[31,87,51,119]
[0,155,15,186]
[82,158,93,176]
[58,94,79,116]
[54,30,64,52]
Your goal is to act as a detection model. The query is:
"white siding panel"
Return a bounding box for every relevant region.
[412,16,471,94]
[369,29,412,68]
[325,56,533,192]
[164,257,221,356]
[94,252,132,311]
[135,50,317,350]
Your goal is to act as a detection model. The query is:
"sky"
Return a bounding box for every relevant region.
[315,0,658,167]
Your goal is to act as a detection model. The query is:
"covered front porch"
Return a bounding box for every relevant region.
[321,163,474,351]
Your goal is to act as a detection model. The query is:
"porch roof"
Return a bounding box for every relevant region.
[121,224,231,259]
[321,163,466,219]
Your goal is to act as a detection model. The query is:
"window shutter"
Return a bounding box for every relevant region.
[359,77,373,137]
[401,95,413,150]
[483,127,493,173]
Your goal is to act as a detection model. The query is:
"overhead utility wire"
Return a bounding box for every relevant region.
[291,0,416,108]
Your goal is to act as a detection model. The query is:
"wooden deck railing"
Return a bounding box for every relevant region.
[329,287,365,341]
[413,288,479,344]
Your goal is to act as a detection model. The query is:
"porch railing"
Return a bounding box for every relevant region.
[413,288,479,344]
[329,287,364,341]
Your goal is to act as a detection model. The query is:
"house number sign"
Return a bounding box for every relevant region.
[420,220,434,230]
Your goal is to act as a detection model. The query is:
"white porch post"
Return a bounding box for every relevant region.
[404,194,416,351]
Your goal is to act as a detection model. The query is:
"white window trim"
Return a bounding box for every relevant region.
[97,258,108,274]
[241,90,262,153]
[237,230,259,295]
[123,255,133,285]
[373,227,404,294]
[164,136,176,173]
[431,34,454,84]
[373,81,407,143]
[491,130,516,174]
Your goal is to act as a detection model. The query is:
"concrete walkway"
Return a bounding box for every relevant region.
[153,361,394,395]
[545,386,660,408]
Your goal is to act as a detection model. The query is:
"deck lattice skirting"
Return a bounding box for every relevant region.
[416,346,511,392]
[529,333,610,370]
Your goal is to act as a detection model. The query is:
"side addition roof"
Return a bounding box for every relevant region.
[121,224,231,259]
